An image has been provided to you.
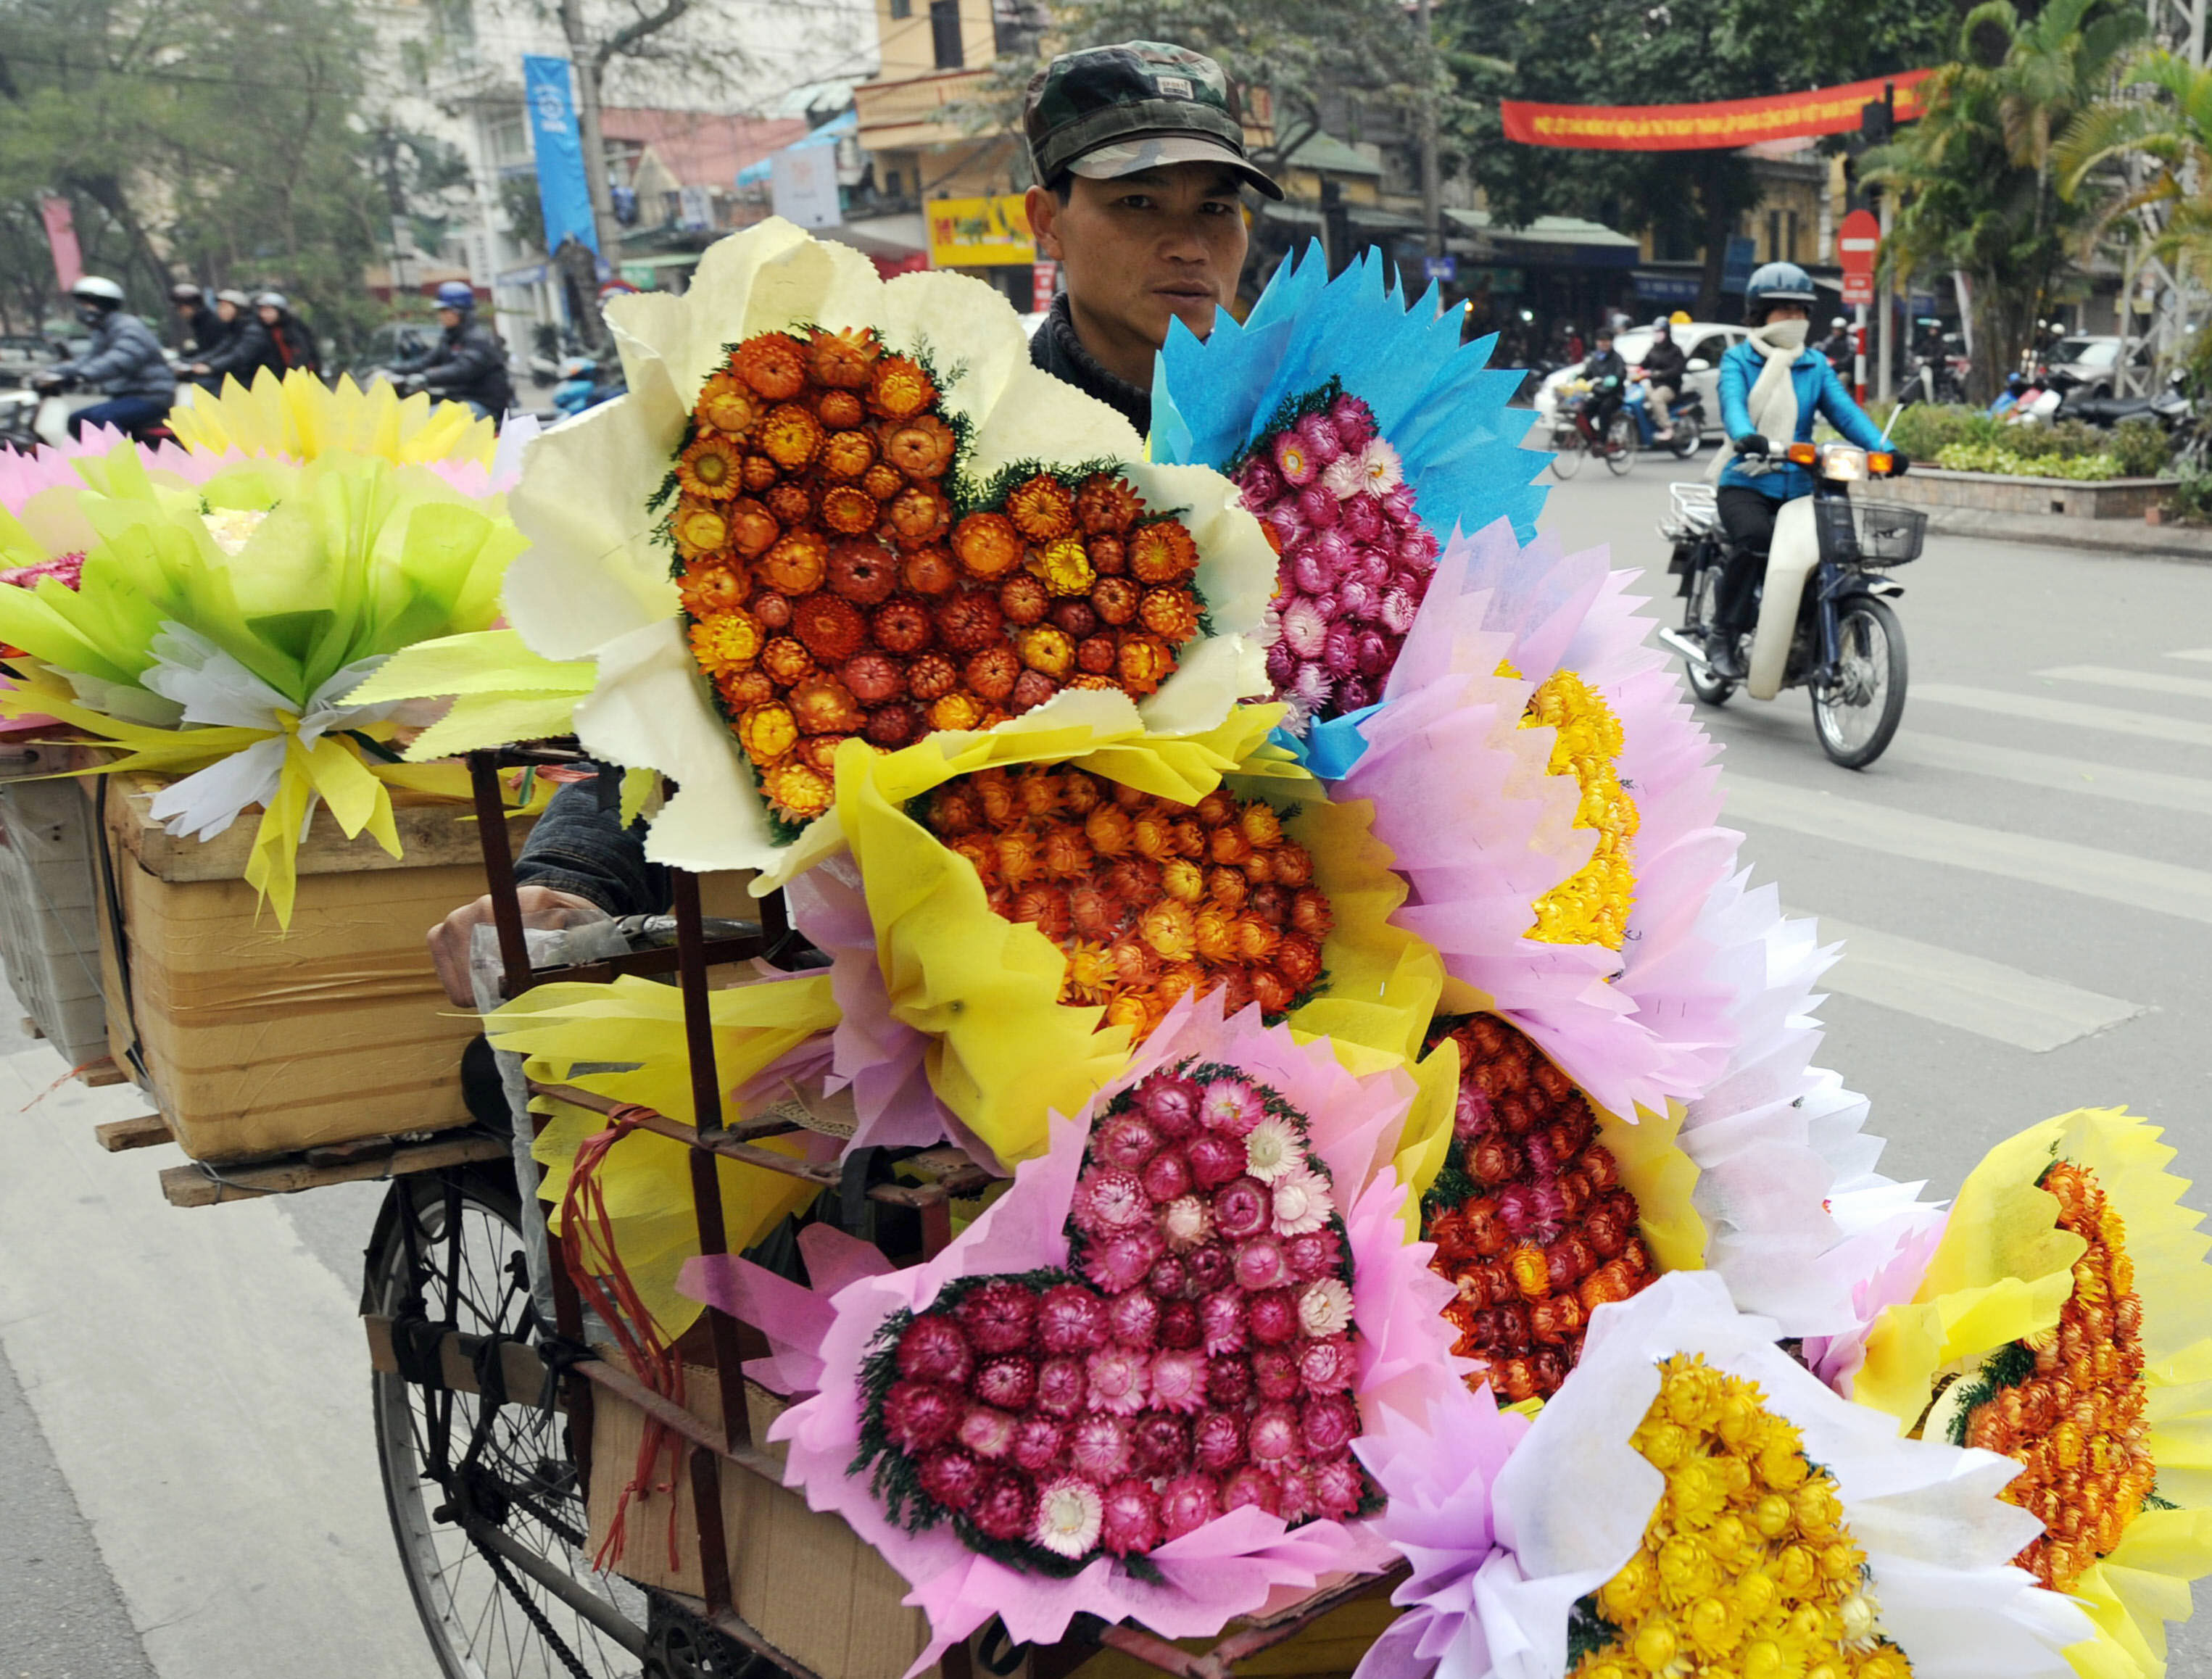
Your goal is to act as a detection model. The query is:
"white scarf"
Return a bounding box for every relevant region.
[1710,318,1808,482]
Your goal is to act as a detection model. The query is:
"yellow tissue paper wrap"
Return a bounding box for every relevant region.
[832,702,1443,1169]
[1857,1108,2212,1679]
[485,971,839,1338]
[168,368,498,469]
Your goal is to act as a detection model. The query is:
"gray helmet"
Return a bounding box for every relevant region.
[253,291,289,312]
[70,275,126,309]
[216,289,251,308]
[1744,261,1818,321]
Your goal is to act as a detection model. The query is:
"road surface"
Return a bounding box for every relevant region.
[0,456,2205,1677]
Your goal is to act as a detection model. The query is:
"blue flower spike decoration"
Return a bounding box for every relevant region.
[1148,243,1551,770]
[1150,243,1550,547]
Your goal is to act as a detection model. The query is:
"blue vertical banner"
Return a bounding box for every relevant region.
[523,55,599,254]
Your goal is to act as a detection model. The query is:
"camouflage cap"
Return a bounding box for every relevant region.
[1024,41,1283,201]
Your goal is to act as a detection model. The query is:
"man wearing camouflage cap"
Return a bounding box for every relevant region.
[1024,41,1281,436]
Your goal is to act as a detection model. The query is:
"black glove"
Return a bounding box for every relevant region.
[1884,449,1910,476]
[1732,432,1770,457]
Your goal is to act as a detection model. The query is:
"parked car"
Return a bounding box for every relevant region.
[1533,320,1748,434]
[2040,334,2150,402]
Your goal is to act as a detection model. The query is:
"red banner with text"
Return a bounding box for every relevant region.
[1502,70,1931,151]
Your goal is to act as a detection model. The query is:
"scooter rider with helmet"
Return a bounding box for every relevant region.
[392,281,515,420]
[1817,315,1855,376]
[1706,262,1902,682]
[37,277,177,441]
[170,282,223,357]
[1638,315,1687,442]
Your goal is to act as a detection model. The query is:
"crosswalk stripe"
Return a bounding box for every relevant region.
[1877,733,2212,817]
[2169,648,2212,664]
[1724,775,2212,925]
[2035,664,2212,702]
[1913,681,2212,748]
[1784,905,2145,1052]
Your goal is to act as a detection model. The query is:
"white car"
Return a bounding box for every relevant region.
[1533,320,1749,433]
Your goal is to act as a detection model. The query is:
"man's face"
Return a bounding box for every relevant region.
[437,307,462,329]
[257,305,279,326]
[1028,161,1247,355]
[216,301,237,322]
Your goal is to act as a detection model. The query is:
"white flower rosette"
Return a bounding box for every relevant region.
[501,217,1275,885]
[1465,1272,2090,1679]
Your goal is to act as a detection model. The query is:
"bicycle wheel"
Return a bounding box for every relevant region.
[1604,413,1639,474]
[1549,426,1584,479]
[369,1166,650,1679]
[1811,595,1907,767]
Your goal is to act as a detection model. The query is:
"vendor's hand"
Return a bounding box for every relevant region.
[428,885,606,1008]
[1732,432,1770,457]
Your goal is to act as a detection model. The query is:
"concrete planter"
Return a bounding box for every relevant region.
[1880,468,2177,521]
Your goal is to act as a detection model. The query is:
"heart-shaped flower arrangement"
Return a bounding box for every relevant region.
[918,763,1335,1045]
[1422,1011,1659,1403]
[1231,386,1441,732]
[663,326,1206,824]
[853,1059,1375,1572]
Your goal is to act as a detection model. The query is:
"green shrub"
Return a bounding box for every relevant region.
[1934,442,2122,478]
[2110,418,2173,479]
[2166,469,2212,523]
[1886,403,1988,459]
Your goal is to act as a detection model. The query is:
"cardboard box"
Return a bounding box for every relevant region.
[91,771,536,1161]
[589,1361,1404,1679]
[588,1362,937,1679]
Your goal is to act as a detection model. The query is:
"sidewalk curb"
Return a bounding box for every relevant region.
[1918,505,2212,563]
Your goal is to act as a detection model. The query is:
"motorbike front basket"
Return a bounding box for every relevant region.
[1852,502,1927,564]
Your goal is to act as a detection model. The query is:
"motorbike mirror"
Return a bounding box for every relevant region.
[1685,358,1711,373]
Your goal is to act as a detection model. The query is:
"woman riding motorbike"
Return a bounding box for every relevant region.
[1706,262,1905,681]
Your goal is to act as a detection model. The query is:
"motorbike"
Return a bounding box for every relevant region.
[1656,439,1922,768]
[1623,377,1704,457]
[1547,379,1636,479]
[548,355,624,420]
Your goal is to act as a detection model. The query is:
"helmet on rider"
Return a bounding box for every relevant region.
[170,282,204,305]
[1831,315,1848,331]
[253,291,290,312]
[435,281,476,315]
[1650,315,1672,337]
[215,289,250,312]
[69,275,126,327]
[1743,261,1818,326]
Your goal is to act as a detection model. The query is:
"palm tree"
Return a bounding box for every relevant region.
[1867,0,2143,399]
[2055,49,2212,268]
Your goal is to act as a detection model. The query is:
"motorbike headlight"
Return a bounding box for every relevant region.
[1821,444,1870,481]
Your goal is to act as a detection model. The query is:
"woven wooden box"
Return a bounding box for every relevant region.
[90,771,535,1161]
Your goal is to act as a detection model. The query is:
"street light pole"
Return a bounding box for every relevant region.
[1416,0,1443,259]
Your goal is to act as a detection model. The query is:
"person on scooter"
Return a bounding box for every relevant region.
[1579,325,1628,443]
[1638,316,1686,443]
[1818,315,1855,376]
[170,283,223,357]
[394,281,515,420]
[1707,262,1903,682]
[37,277,176,440]
[254,291,320,376]
[190,291,278,388]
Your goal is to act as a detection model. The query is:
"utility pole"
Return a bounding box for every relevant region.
[558,0,625,268]
[1416,0,1443,260]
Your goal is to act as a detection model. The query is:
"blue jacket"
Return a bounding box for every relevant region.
[1718,339,1886,499]
[56,311,175,402]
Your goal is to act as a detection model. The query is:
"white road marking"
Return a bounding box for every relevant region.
[2168,648,2212,663]
[1783,905,2145,1051]
[1877,733,2212,817]
[1914,681,2212,747]
[2035,663,2212,702]
[1723,776,2212,925]
[0,1048,439,1679]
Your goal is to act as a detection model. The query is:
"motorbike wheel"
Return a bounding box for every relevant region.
[1549,427,1584,480]
[1811,596,1907,768]
[1668,415,1703,457]
[1604,414,1638,475]
[1681,568,1736,707]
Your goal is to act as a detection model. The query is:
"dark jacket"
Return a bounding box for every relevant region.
[1029,293,1151,437]
[180,304,225,355]
[1581,346,1626,390]
[199,316,278,386]
[405,318,515,415]
[270,313,319,376]
[1640,336,1687,389]
[55,311,175,402]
